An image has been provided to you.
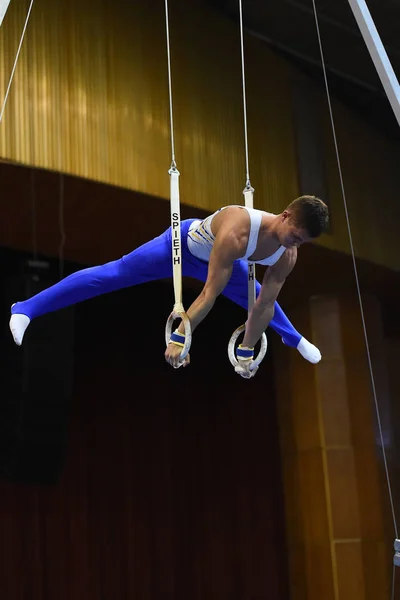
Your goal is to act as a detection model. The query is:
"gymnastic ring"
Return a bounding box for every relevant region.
[227,324,267,370]
[165,311,192,364]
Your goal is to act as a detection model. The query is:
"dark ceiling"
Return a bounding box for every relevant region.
[207,0,400,141]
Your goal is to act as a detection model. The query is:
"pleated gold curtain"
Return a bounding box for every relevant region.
[0,0,399,269]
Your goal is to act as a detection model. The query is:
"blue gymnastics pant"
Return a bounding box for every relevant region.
[11,218,301,348]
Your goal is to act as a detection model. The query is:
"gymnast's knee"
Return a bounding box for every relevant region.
[103,258,133,284]
[78,258,132,289]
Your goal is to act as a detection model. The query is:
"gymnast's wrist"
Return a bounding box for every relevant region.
[236,344,254,361]
[169,329,186,348]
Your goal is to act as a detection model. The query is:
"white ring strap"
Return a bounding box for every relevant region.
[169,167,184,313]
[165,166,192,362]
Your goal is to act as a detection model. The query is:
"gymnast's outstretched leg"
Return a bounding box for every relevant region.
[9,226,176,345]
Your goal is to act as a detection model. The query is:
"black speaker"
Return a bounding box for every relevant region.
[0,260,75,484]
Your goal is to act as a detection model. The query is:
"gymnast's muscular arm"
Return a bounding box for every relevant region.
[165,225,246,367]
[242,247,297,349]
[183,228,245,329]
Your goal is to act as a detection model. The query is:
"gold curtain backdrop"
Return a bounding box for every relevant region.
[0,0,399,269]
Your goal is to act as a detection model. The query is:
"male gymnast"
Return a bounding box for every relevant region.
[10,195,329,378]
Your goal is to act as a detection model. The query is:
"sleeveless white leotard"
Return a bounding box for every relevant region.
[187,205,286,265]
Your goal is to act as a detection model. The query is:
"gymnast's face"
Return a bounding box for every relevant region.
[278,211,311,248]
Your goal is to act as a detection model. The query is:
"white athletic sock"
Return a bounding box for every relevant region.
[9,313,31,346]
[296,336,321,364]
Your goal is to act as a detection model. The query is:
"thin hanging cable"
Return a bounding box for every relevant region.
[311,0,398,544]
[0,0,35,123]
[238,0,251,187]
[164,0,176,169]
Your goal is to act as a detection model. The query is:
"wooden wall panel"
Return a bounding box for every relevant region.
[274,294,393,600]
[335,543,365,599]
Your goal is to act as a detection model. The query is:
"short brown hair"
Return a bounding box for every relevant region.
[287,195,329,238]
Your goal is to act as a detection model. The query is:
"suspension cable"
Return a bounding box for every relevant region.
[165,0,176,170]
[0,0,35,123]
[311,1,398,592]
[238,0,251,188]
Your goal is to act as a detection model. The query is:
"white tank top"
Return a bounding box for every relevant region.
[187,205,286,265]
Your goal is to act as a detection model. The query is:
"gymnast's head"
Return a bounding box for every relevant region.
[278,195,329,248]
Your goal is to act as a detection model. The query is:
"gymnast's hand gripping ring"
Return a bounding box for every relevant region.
[165,310,192,364]
[228,324,267,372]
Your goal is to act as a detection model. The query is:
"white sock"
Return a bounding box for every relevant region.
[296,337,321,364]
[9,313,31,346]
